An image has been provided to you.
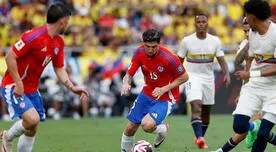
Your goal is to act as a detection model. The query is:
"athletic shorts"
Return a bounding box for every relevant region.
[1,85,46,121]
[233,83,276,123]
[185,78,215,105]
[127,92,175,125]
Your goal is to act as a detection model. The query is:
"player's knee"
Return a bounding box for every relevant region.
[141,123,155,133]
[233,114,250,134]
[24,115,40,130]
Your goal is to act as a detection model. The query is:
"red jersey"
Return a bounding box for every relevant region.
[127,45,186,103]
[1,25,64,93]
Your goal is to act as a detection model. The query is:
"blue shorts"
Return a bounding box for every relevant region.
[127,92,175,125]
[1,86,46,121]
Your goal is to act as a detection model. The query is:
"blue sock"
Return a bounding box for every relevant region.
[202,122,209,137]
[221,138,237,152]
[249,122,255,131]
[268,132,276,145]
[191,118,202,138]
[252,119,274,152]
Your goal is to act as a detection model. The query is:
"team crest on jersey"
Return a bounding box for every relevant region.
[157,66,164,72]
[54,47,59,55]
[177,65,184,73]
[19,102,26,109]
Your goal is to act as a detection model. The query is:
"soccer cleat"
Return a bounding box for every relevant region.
[153,123,169,148]
[194,137,208,149]
[0,131,12,152]
[245,119,261,148]
[210,148,223,152]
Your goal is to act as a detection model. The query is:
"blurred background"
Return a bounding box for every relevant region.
[0,0,276,121]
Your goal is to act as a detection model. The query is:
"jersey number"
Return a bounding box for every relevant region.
[150,72,158,80]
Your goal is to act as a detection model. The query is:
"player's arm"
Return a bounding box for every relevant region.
[178,56,185,64]
[121,73,133,96]
[152,71,189,99]
[5,48,23,96]
[234,42,249,71]
[54,67,89,102]
[177,38,187,64]
[217,56,231,87]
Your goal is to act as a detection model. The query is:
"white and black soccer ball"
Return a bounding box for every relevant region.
[131,140,153,152]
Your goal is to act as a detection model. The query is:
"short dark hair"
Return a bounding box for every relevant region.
[142,29,161,43]
[244,0,271,21]
[195,13,208,20]
[47,3,71,24]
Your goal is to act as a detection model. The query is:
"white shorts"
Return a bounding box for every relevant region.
[184,78,214,105]
[233,83,276,124]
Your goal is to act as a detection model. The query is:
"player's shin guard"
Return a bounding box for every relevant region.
[252,119,274,152]
[268,132,276,145]
[17,134,35,152]
[5,119,27,141]
[121,133,135,152]
[221,137,238,152]
[191,118,203,138]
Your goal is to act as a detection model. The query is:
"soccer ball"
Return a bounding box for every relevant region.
[131,140,153,152]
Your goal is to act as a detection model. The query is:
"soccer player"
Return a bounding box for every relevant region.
[0,3,89,152]
[212,1,276,152]
[177,14,231,149]
[120,29,189,152]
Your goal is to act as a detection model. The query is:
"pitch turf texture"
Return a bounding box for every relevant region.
[1,115,275,152]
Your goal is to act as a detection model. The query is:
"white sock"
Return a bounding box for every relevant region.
[152,124,167,134]
[121,133,135,152]
[17,134,35,152]
[104,107,112,118]
[6,119,27,141]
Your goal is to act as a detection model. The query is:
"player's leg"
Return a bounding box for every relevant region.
[17,91,45,152]
[0,87,40,152]
[201,105,211,137]
[140,100,174,148]
[121,92,149,152]
[252,93,276,152]
[185,79,205,147]
[213,85,259,152]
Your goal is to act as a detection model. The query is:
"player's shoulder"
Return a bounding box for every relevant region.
[133,45,145,57]
[181,33,196,41]
[21,25,47,43]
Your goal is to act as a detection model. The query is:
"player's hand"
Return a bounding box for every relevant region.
[14,81,24,97]
[152,87,166,100]
[235,71,249,80]
[71,86,89,102]
[224,74,231,88]
[121,83,131,96]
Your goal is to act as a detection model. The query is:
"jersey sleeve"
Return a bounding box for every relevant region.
[52,38,65,68]
[215,37,224,57]
[177,38,188,58]
[169,55,186,77]
[127,52,140,76]
[12,32,32,57]
[248,30,254,57]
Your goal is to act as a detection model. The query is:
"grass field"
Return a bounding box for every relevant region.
[0,115,275,152]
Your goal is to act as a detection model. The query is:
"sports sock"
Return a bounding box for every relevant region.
[252,119,274,152]
[17,134,35,152]
[121,133,135,152]
[6,119,27,141]
[268,132,276,145]
[221,137,238,152]
[202,122,209,137]
[152,124,167,134]
[191,118,202,138]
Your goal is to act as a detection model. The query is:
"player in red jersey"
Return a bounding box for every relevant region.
[0,3,88,152]
[120,29,189,152]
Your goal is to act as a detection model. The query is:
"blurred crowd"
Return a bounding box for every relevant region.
[1,0,276,120]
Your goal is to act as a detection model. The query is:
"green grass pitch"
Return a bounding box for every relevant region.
[0,115,275,152]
